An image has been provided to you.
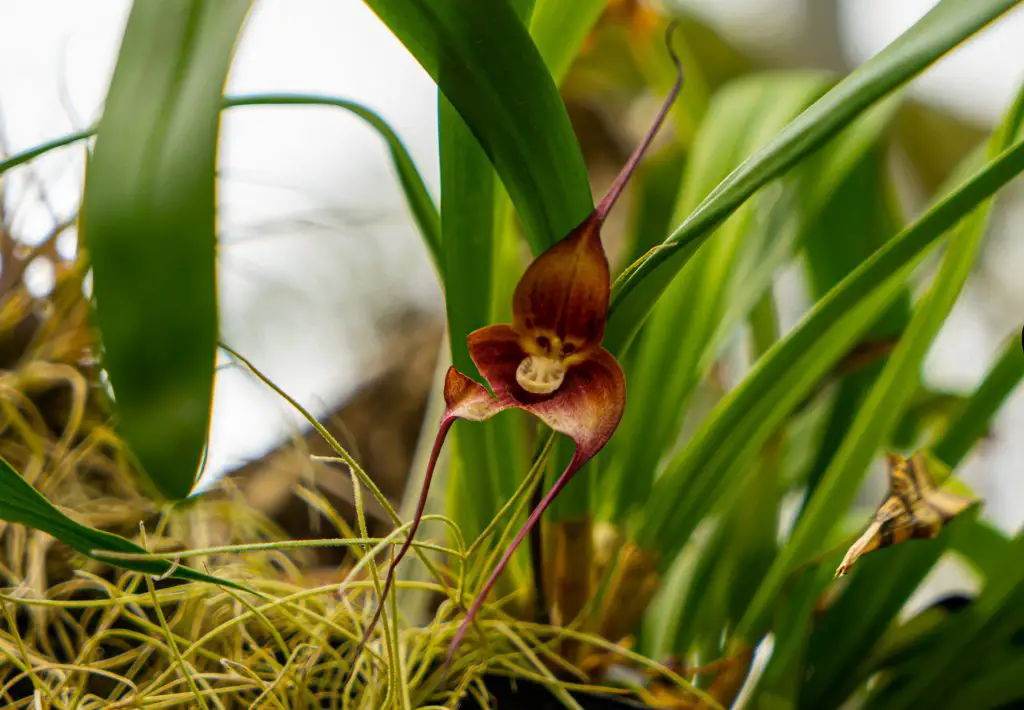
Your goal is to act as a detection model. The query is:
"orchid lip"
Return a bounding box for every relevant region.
[516,354,566,394]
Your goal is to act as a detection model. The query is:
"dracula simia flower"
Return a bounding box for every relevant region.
[360,28,684,664]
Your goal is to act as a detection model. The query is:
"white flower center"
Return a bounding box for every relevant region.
[516,355,566,394]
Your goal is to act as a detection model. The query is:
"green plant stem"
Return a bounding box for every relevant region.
[92,524,460,561]
[0,129,94,173]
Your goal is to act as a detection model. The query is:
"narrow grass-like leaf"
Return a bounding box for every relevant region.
[81,0,251,500]
[433,1,537,586]
[798,145,909,511]
[599,73,827,522]
[671,435,784,659]
[866,531,1024,709]
[740,86,1024,641]
[948,517,1012,580]
[853,401,1022,708]
[799,536,949,708]
[439,103,527,577]
[605,0,1021,354]
[224,94,440,269]
[636,131,1024,563]
[931,333,1024,466]
[794,333,1020,706]
[649,292,784,660]
[363,0,592,254]
[0,130,93,175]
[943,655,1024,710]
[3,93,439,269]
[0,457,247,590]
[750,564,835,708]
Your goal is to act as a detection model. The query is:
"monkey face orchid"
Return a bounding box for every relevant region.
[358,27,683,665]
[460,211,624,454]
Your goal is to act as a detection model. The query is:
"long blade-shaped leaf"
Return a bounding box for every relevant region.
[635,131,1024,562]
[81,0,251,500]
[432,0,539,585]
[797,333,1022,707]
[530,0,607,84]
[599,73,827,522]
[739,85,1024,641]
[438,100,528,572]
[932,333,1024,465]
[0,457,246,590]
[4,93,439,268]
[363,0,592,254]
[867,530,1024,709]
[605,0,1021,354]
[797,143,909,515]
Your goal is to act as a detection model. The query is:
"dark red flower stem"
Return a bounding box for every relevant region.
[595,21,684,225]
[445,451,586,668]
[528,472,549,625]
[355,415,456,660]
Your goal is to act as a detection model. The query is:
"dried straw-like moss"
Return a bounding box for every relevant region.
[0,264,709,709]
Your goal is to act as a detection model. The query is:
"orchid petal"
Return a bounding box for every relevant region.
[517,348,625,459]
[511,214,610,354]
[443,365,509,421]
[464,324,525,401]
[468,325,625,459]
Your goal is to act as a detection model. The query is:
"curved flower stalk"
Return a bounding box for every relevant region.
[357,26,684,663]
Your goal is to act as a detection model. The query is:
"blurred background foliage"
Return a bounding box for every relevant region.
[1,0,1024,707]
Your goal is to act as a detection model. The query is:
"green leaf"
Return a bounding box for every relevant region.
[949,517,1013,581]
[433,1,537,584]
[363,0,592,254]
[740,82,1024,642]
[530,0,607,84]
[943,655,1024,709]
[796,334,1024,707]
[0,457,246,591]
[599,72,827,522]
[635,122,1024,566]
[750,564,835,709]
[932,333,1024,466]
[3,93,439,267]
[866,531,1024,709]
[945,655,1024,708]
[224,94,441,270]
[81,0,251,500]
[797,143,909,515]
[0,130,93,176]
[664,434,784,658]
[438,100,527,570]
[800,536,949,708]
[605,0,1021,354]
[890,389,968,450]
[365,0,593,569]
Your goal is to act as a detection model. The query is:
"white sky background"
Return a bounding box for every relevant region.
[1,1,1024,526]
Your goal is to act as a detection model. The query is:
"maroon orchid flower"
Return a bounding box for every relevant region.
[358,28,683,664]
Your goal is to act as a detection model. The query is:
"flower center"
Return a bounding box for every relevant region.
[516,354,566,394]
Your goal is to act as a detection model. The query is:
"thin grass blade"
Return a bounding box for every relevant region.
[605,0,1021,354]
